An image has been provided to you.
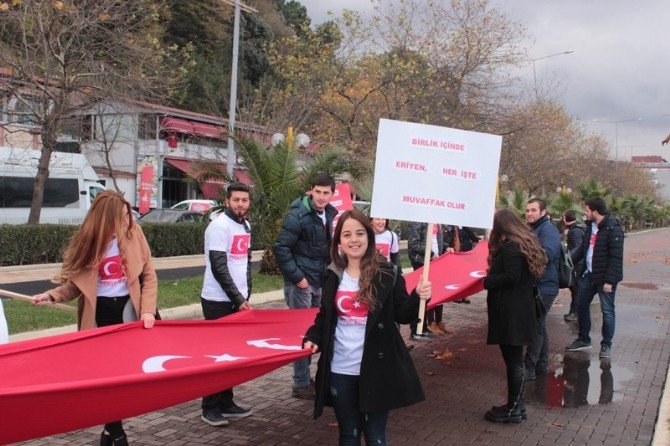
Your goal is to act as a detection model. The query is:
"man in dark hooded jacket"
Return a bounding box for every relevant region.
[566,197,624,359]
[562,209,586,322]
[274,174,338,399]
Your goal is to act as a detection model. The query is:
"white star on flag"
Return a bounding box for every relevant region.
[206,354,246,362]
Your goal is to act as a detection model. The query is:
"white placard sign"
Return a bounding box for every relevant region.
[370,118,502,229]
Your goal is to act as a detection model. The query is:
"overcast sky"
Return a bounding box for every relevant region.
[297,0,670,161]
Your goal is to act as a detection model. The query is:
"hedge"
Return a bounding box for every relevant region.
[0,223,207,266]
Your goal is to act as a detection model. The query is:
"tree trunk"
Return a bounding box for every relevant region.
[27,141,54,225]
[260,246,281,275]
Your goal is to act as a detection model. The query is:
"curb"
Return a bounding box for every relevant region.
[8,289,286,343]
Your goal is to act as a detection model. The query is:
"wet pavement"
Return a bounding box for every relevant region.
[15,229,670,445]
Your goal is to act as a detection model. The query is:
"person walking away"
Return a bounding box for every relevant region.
[483,209,547,423]
[523,198,561,380]
[562,210,585,322]
[565,197,624,358]
[199,183,254,426]
[303,210,430,445]
[32,190,157,446]
[274,174,338,399]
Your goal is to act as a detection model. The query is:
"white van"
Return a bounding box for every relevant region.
[0,147,105,224]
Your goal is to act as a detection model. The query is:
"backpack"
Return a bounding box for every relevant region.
[558,244,576,289]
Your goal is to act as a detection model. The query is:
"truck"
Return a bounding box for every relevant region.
[0,147,105,224]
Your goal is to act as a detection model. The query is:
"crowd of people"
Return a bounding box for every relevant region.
[24,177,625,445]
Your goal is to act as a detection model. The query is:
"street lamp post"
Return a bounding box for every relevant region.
[592,118,642,161]
[220,0,257,177]
[530,50,574,94]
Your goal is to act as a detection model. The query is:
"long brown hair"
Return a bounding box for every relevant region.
[331,210,387,311]
[488,209,547,278]
[55,190,134,283]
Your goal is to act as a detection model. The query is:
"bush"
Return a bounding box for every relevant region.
[0,224,76,266]
[0,222,213,266]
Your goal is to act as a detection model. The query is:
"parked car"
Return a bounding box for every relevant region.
[138,209,205,224]
[170,199,217,213]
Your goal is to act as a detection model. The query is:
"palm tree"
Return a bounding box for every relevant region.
[549,191,579,220]
[576,178,612,202]
[191,135,361,273]
[498,187,530,220]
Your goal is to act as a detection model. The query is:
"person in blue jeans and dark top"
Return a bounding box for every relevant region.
[303,210,430,445]
[566,197,624,358]
[274,174,338,399]
[524,198,562,380]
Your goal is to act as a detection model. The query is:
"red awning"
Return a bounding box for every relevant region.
[160,117,194,134]
[165,157,250,200]
[193,122,225,140]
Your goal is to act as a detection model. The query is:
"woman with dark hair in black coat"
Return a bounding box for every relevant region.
[303,210,431,445]
[483,209,547,423]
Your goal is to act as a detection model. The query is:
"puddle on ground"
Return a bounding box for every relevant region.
[524,351,634,408]
[619,282,659,290]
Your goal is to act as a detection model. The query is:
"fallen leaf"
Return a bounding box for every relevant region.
[328,422,339,428]
[425,371,435,376]
[548,422,565,428]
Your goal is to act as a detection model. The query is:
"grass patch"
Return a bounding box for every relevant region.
[4,271,286,335]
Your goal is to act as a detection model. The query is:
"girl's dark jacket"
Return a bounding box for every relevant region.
[483,241,537,346]
[303,262,425,419]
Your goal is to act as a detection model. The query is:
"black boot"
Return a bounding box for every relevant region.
[485,402,524,423]
[100,432,113,446]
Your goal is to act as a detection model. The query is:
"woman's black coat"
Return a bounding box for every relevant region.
[303,262,425,419]
[483,241,537,346]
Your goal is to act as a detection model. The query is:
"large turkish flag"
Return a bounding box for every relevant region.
[403,242,488,307]
[0,309,316,444]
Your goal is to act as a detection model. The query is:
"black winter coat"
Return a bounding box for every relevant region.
[566,222,586,272]
[484,241,537,346]
[571,214,624,285]
[408,222,444,266]
[273,196,338,287]
[304,263,425,419]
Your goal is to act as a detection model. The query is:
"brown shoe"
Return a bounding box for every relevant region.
[437,321,454,335]
[427,322,444,335]
[292,384,315,400]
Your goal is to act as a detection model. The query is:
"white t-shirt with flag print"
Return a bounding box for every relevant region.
[97,237,129,297]
[201,213,251,302]
[375,229,399,262]
[331,271,369,376]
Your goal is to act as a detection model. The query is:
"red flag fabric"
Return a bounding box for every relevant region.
[403,242,488,308]
[0,246,489,443]
[0,309,316,444]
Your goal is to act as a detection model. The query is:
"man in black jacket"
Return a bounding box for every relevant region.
[566,197,624,358]
[562,210,585,322]
[200,183,253,426]
[273,174,338,399]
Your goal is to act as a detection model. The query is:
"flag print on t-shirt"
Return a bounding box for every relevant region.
[229,234,250,259]
[335,290,369,325]
[375,242,391,258]
[99,255,124,282]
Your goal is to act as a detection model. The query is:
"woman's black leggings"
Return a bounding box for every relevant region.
[96,296,130,438]
[499,344,525,406]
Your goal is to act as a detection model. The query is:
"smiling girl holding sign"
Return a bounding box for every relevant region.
[32,190,157,446]
[303,210,430,445]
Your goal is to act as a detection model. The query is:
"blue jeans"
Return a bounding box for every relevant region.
[576,272,617,347]
[285,281,322,387]
[330,373,388,446]
[524,293,557,373]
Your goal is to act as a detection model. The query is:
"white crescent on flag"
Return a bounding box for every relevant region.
[247,338,302,351]
[336,295,353,314]
[470,270,486,278]
[142,355,191,373]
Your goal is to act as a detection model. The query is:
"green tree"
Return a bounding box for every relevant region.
[498,188,530,219]
[0,0,183,224]
[577,179,613,202]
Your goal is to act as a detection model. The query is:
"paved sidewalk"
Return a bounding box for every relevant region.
[11,230,670,445]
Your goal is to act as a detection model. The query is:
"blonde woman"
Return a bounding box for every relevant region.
[32,190,157,446]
